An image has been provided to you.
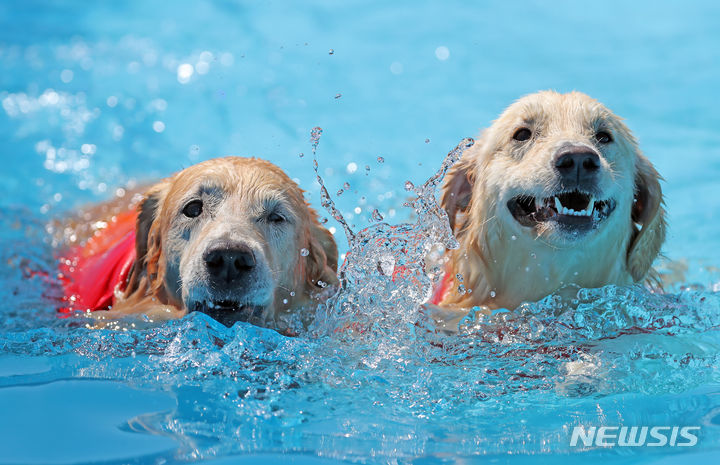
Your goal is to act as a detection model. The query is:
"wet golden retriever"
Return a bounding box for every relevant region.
[72,157,338,327]
[436,91,665,313]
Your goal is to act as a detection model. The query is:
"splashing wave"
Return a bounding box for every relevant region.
[2,135,720,461]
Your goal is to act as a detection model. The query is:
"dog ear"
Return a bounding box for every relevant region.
[124,181,170,298]
[627,154,666,282]
[304,213,339,291]
[441,152,477,231]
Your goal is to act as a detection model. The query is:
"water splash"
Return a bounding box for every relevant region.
[309,137,473,344]
[310,127,355,243]
[4,135,720,462]
[4,282,720,460]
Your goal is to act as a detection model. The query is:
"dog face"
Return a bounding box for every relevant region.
[455,91,637,243]
[121,157,338,326]
[441,91,665,310]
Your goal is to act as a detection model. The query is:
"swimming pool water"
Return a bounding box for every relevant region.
[2,1,720,463]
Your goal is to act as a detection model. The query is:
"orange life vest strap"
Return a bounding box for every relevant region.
[57,210,138,314]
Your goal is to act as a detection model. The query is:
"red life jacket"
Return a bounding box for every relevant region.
[57,210,137,314]
[430,270,453,305]
[387,262,452,305]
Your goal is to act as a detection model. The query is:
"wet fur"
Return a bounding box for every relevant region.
[439,91,665,312]
[104,157,338,325]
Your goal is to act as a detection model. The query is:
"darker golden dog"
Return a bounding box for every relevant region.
[61,157,338,328]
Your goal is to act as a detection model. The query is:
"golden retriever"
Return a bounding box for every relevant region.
[61,157,338,328]
[436,91,665,313]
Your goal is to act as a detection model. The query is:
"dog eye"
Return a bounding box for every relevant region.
[267,211,286,223]
[513,128,532,142]
[595,131,613,144]
[182,199,203,218]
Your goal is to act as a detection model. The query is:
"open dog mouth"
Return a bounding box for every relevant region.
[507,190,616,230]
[192,300,265,327]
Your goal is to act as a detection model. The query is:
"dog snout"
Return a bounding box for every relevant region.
[203,242,256,285]
[554,146,600,187]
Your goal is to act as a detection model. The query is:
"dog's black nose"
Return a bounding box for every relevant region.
[554,147,600,186]
[203,243,255,285]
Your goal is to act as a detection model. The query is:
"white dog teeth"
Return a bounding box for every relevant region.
[554,196,595,217]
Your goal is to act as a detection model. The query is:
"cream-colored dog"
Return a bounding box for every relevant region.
[68,157,339,327]
[436,91,665,312]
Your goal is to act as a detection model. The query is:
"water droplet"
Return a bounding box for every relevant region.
[458,284,467,295]
[371,209,384,221]
[298,152,304,158]
[300,248,310,257]
[310,127,356,244]
[378,255,395,276]
[377,156,384,163]
[455,273,464,282]
[365,165,370,172]
[404,181,415,191]
[328,49,334,55]
[282,299,288,304]
[511,235,517,241]
[425,138,430,143]
[334,93,342,99]
[290,291,296,297]
[343,182,350,190]
[310,127,323,153]
[573,271,579,276]
[317,280,327,288]
[336,189,344,196]
[490,291,496,298]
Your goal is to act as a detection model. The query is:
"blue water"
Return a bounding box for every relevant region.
[2,1,720,463]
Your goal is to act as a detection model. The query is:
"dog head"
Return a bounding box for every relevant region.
[442,91,665,306]
[122,157,338,326]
